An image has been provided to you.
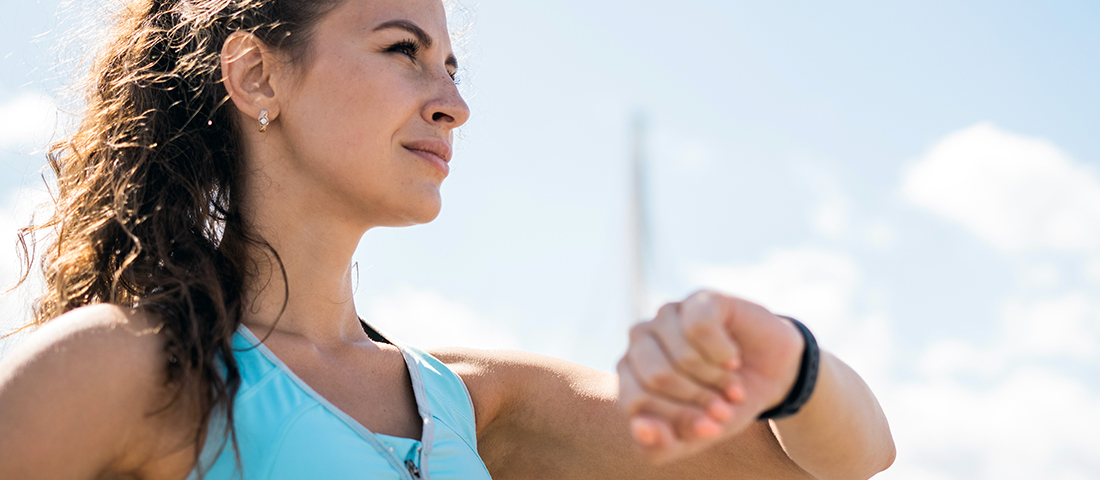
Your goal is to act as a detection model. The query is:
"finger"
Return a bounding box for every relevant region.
[627,333,727,410]
[629,416,665,447]
[632,416,723,465]
[723,369,747,404]
[631,400,725,444]
[617,357,647,415]
[631,415,684,462]
[679,291,743,370]
[619,361,731,439]
[650,307,738,392]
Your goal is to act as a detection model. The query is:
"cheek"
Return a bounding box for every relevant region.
[298,68,389,152]
[284,60,414,176]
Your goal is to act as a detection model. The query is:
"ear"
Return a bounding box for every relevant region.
[221,31,283,129]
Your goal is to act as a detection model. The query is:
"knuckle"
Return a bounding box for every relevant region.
[629,322,650,341]
[656,303,678,319]
[731,296,765,319]
[644,369,678,391]
[624,395,651,415]
[688,289,720,305]
[687,289,709,300]
[672,350,704,371]
[694,390,718,407]
[683,298,722,323]
[685,320,717,342]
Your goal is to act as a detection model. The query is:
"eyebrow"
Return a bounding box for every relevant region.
[373,19,459,70]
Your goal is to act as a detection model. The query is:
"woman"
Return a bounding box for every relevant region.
[0,0,895,478]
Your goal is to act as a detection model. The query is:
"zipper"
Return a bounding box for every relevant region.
[405,459,421,479]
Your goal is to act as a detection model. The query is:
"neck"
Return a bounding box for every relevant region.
[239,227,366,345]
[237,162,372,347]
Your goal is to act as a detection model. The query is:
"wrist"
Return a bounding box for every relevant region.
[758,316,820,420]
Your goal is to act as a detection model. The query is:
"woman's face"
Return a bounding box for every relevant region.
[270,0,469,229]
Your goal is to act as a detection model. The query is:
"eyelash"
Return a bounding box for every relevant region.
[385,39,460,83]
[386,39,421,58]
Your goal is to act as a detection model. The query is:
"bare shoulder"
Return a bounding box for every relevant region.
[0,304,168,396]
[0,304,188,479]
[430,347,613,385]
[428,347,617,433]
[427,347,528,432]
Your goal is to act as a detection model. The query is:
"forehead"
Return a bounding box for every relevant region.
[326,0,452,44]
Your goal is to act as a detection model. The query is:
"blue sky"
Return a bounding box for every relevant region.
[2,0,1099,478]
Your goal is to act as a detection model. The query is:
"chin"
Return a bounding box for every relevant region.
[389,193,443,227]
[411,206,442,225]
[359,181,444,228]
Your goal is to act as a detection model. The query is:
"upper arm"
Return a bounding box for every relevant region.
[433,348,814,480]
[0,305,178,479]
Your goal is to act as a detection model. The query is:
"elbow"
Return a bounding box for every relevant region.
[858,389,897,479]
[871,415,897,476]
[876,435,897,475]
[852,432,896,480]
[820,434,896,480]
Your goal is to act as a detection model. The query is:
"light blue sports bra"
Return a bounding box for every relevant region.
[188,324,494,480]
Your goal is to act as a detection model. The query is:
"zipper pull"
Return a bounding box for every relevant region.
[405,458,421,478]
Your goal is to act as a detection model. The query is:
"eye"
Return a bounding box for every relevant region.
[385,39,420,59]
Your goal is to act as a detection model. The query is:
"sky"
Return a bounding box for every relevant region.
[2,0,1099,478]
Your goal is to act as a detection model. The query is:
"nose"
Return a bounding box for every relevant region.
[423,74,470,130]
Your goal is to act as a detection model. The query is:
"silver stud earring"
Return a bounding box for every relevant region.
[258,109,270,132]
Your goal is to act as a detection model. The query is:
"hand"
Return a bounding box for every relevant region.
[616,290,805,463]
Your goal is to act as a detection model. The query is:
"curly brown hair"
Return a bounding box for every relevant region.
[14,0,341,473]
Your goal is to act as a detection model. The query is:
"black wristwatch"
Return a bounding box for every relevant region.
[758,316,820,420]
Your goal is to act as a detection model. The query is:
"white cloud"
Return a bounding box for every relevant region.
[898,290,1100,479]
[0,93,58,152]
[893,124,1100,476]
[902,122,1100,254]
[1001,292,1099,360]
[363,287,522,351]
[882,367,1100,480]
[919,292,1100,375]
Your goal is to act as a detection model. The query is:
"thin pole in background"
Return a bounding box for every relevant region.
[628,112,652,324]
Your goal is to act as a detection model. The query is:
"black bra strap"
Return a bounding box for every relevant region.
[358,317,392,344]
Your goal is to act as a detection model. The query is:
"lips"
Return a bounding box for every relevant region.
[403,139,452,164]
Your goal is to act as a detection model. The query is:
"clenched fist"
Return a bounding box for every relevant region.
[617,290,806,463]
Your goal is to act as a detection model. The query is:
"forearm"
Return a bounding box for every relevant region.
[770,350,895,480]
